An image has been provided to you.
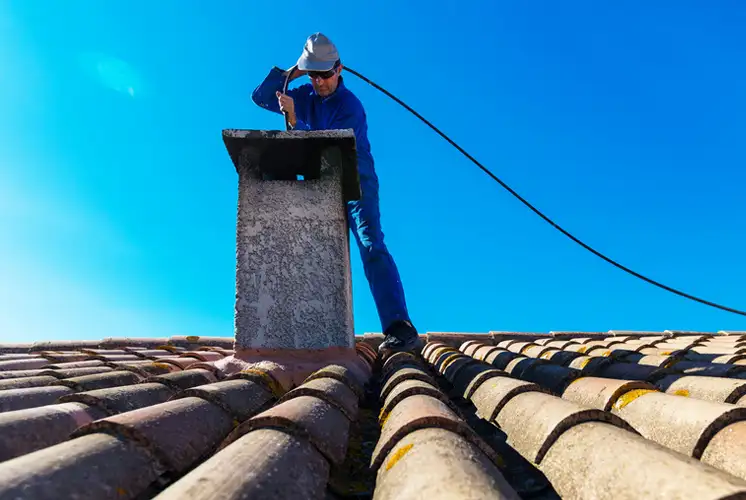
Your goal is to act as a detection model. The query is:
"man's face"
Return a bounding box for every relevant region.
[309,64,342,97]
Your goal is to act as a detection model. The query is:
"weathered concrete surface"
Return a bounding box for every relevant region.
[226,129,358,350]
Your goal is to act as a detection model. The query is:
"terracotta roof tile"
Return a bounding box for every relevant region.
[75,397,235,474]
[380,366,433,402]
[450,362,504,399]
[611,390,746,458]
[59,382,176,415]
[0,385,75,412]
[701,421,746,481]
[656,375,746,405]
[279,377,359,420]
[41,366,114,378]
[46,359,107,369]
[143,368,217,391]
[0,375,58,390]
[562,377,657,411]
[371,393,496,471]
[176,379,274,422]
[379,379,444,419]
[373,427,520,500]
[55,370,142,392]
[154,428,329,499]
[0,368,48,380]
[0,433,166,499]
[484,348,519,369]
[230,394,350,466]
[4,332,746,497]
[495,390,632,464]
[0,344,33,354]
[0,358,50,371]
[470,375,546,421]
[520,363,581,394]
[540,422,746,499]
[0,402,108,461]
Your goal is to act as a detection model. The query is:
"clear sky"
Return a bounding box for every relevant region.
[2,1,745,342]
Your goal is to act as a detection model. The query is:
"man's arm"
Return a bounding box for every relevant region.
[251,67,309,129]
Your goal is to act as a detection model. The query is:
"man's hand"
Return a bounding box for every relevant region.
[276,91,297,127]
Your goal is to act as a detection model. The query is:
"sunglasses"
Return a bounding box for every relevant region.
[308,67,338,80]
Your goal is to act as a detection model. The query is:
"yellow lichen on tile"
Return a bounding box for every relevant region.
[385,443,413,471]
[614,389,657,411]
[186,335,200,342]
[673,389,690,397]
[241,369,284,398]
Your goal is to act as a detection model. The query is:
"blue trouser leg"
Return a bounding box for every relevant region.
[347,178,411,332]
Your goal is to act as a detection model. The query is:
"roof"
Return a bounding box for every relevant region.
[1,331,746,498]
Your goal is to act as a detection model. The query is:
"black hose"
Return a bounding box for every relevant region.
[341,66,746,318]
[282,65,297,131]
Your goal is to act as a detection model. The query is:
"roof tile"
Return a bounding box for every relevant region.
[471,344,501,362]
[41,366,114,379]
[279,377,359,420]
[0,433,166,500]
[301,364,366,399]
[380,366,434,403]
[540,421,746,499]
[595,362,662,381]
[371,393,495,471]
[0,375,58,390]
[0,385,75,412]
[75,396,234,474]
[485,349,519,370]
[656,375,746,405]
[176,379,274,422]
[229,394,349,466]
[520,363,581,395]
[0,402,107,461]
[450,362,505,400]
[59,382,176,416]
[380,379,444,419]
[470,375,545,422]
[702,421,746,481]
[143,369,217,391]
[46,360,107,369]
[0,358,50,371]
[0,343,33,354]
[494,390,632,464]
[56,370,142,392]
[373,427,520,500]
[610,389,746,457]
[0,368,48,380]
[562,377,657,411]
[566,355,611,375]
[503,357,544,378]
[154,428,329,500]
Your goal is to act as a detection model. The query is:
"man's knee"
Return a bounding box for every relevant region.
[358,238,390,264]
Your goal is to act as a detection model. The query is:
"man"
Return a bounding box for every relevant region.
[251,33,419,353]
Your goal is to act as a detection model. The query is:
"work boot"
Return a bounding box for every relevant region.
[378,320,421,353]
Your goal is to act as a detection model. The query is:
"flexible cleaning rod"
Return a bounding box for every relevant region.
[279,65,746,318]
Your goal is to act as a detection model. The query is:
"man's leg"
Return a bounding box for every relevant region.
[347,180,418,351]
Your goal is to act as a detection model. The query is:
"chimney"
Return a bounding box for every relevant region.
[222,129,361,351]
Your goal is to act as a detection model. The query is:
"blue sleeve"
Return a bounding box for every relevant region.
[251,67,311,130]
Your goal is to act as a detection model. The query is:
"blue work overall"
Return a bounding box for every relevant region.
[252,67,412,332]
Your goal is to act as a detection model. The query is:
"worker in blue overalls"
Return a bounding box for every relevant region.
[251,32,419,353]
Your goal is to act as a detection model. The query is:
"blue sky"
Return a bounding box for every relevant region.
[2,1,745,342]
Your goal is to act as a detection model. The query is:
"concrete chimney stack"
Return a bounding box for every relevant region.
[222,129,361,352]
